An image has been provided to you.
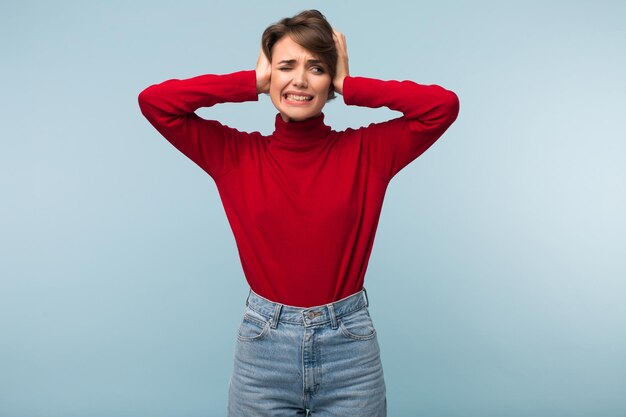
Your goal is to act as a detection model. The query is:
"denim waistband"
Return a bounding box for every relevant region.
[245,287,370,328]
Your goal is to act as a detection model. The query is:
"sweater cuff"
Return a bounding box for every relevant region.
[342,75,355,105]
[342,75,382,107]
[225,69,259,102]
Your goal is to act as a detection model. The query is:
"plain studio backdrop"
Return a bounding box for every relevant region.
[1,1,625,416]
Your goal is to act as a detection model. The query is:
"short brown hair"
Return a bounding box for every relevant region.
[261,9,338,101]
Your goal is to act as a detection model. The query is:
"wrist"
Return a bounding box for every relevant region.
[334,74,350,96]
[255,70,270,94]
[335,75,348,96]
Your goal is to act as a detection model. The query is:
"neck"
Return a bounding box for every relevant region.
[271,112,332,148]
[281,112,322,123]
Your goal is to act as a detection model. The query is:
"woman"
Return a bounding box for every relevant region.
[138,9,459,417]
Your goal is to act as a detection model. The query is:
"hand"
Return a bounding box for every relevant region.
[332,28,349,95]
[256,46,271,95]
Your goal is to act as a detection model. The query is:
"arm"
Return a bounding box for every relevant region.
[342,75,460,181]
[137,70,258,179]
[332,29,459,182]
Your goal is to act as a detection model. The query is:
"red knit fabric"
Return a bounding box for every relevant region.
[138,69,459,307]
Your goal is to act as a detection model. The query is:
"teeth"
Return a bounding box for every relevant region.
[285,94,313,101]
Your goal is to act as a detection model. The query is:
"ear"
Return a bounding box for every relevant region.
[327,85,335,100]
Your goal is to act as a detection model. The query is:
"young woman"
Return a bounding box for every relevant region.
[138,9,459,417]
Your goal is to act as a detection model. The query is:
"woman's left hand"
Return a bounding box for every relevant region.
[332,28,349,95]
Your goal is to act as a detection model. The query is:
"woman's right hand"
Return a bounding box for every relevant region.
[256,47,271,95]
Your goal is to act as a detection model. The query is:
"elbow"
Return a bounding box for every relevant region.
[444,90,460,125]
[137,84,161,117]
[428,90,459,135]
[137,85,154,110]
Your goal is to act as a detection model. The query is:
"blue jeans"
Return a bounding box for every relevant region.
[228,287,387,416]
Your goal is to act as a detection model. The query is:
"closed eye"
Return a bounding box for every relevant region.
[277,66,326,74]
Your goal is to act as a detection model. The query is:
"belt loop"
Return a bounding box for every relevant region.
[363,287,369,307]
[327,303,338,329]
[246,288,251,306]
[271,303,282,329]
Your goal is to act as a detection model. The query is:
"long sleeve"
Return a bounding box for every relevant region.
[137,69,259,179]
[342,75,460,182]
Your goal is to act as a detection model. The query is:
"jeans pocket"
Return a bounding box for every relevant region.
[338,307,377,340]
[236,307,271,342]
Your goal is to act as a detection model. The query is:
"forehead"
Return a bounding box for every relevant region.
[272,35,318,62]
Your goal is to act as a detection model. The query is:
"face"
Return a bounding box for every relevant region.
[269,35,332,123]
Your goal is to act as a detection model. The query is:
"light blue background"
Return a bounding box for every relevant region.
[1,1,625,416]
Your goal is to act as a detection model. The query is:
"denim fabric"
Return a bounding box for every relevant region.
[227,287,386,416]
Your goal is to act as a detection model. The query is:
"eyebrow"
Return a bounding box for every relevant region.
[277,59,324,65]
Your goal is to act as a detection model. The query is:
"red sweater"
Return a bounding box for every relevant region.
[138,69,459,307]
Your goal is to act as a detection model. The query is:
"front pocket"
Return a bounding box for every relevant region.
[236,311,270,342]
[338,308,377,340]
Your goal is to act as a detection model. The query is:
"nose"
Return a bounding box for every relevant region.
[292,67,308,88]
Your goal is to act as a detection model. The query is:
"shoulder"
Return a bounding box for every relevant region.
[201,118,266,141]
[332,116,408,138]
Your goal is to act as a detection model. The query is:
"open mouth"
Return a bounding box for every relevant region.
[283,93,314,102]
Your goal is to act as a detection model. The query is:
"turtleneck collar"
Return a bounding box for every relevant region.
[271,112,332,146]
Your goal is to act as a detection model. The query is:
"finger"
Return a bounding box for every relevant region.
[332,31,346,46]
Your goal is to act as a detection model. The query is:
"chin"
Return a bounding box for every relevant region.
[271,93,326,122]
